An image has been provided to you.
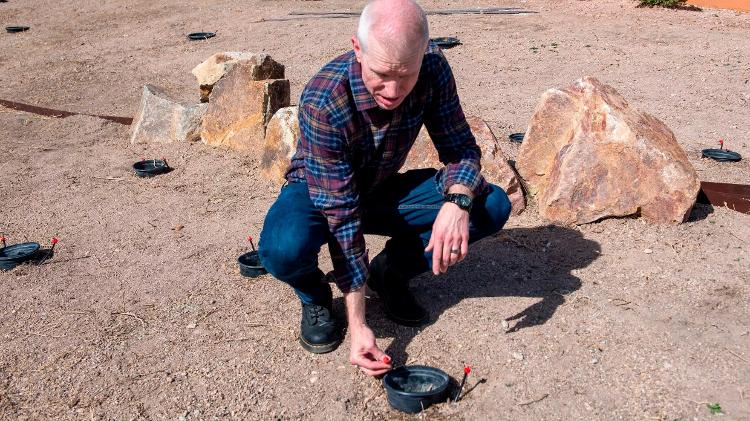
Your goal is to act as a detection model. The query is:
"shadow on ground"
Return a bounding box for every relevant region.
[365,225,601,365]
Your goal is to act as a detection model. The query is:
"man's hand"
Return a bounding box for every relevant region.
[425,185,472,274]
[344,288,391,377]
[349,324,391,376]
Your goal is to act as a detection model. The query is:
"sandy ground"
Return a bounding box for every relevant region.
[1,0,749,419]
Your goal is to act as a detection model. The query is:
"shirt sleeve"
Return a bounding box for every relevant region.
[299,103,369,293]
[422,50,486,196]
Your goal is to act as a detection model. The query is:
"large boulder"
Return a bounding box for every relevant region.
[261,106,300,185]
[516,76,700,225]
[403,116,526,215]
[192,52,285,102]
[200,62,290,152]
[129,85,207,144]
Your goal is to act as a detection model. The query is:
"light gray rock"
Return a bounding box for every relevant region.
[129,85,207,144]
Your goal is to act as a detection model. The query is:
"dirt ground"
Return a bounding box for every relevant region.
[1,0,749,419]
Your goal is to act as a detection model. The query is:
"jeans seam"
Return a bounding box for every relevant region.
[397,204,442,210]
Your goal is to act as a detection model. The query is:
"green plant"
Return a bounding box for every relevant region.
[637,0,702,9]
[707,403,723,415]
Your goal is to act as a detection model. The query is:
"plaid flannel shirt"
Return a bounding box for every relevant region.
[285,42,487,293]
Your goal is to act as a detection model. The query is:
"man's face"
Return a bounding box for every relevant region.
[353,36,424,110]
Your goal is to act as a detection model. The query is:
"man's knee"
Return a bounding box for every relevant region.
[478,184,512,235]
[259,220,322,281]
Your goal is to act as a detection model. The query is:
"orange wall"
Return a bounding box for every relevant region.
[688,0,750,12]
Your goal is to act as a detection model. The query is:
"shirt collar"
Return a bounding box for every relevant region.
[348,54,379,112]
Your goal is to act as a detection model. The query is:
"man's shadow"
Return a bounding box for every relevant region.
[363,225,600,365]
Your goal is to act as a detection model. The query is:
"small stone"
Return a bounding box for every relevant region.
[501,320,510,330]
[512,352,524,361]
[172,224,185,231]
[590,358,599,364]
[187,322,197,329]
[644,248,653,254]
[310,376,318,384]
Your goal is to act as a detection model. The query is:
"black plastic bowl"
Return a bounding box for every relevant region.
[431,37,461,49]
[383,365,451,413]
[702,148,742,162]
[509,132,525,143]
[6,26,30,33]
[238,250,267,278]
[133,159,170,177]
[0,242,40,270]
[187,32,216,40]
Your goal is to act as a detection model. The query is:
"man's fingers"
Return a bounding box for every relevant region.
[359,366,391,377]
[431,236,443,275]
[443,240,458,270]
[441,240,452,272]
[371,348,391,366]
[352,355,390,372]
[459,234,469,262]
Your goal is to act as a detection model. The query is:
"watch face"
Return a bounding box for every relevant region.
[459,195,471,208]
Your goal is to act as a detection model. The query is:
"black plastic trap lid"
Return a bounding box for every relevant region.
[238,250,267,277]
[187,32,216,40]
[6,26,30,33]
[133,159,170,177]
[431,37,461,49]
[509,133,525,143]
[702,148,742,162]
[0,242,40,261]
[383,365,450,396]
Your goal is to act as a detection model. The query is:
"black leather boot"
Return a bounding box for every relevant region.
[368,253,429,327]
[299,302,343,354]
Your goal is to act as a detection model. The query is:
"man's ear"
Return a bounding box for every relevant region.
[352,36,362,63]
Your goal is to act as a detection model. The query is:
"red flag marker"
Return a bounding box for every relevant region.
[719,139,724,150]
[454,365,471,402]
[1,236,6,248]
[247,236,256,252]
[51,237,59,250]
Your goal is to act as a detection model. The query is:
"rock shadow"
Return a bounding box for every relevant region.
[366,225,601,366]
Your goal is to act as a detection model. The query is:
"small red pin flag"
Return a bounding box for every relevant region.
[247,235,256,252]
[51,237,59,251]
[454,365,471,402]
[1,236,6,248]
[719,139,724,150]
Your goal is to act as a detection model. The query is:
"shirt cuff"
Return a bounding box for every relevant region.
[436,164,486,196]
[330,249,370,293]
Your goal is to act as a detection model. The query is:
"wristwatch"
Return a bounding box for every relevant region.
[444,193,473,213]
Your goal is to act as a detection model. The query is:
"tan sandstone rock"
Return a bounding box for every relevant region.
[261,106,300,185]
[129,84,207,144]
[516,76,700,225]
[192,52,285,102]
[200,61,290,151]
[403,116,526,215]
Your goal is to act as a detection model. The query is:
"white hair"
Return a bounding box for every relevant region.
[357,0,429,53]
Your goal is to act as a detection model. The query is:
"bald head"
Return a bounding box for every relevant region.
[357,0,429,57]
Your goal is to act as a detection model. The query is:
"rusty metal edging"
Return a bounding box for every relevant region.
[0,99,132,125]
[698,181,750,214]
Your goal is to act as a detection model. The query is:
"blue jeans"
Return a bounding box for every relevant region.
[258,169,512,306]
